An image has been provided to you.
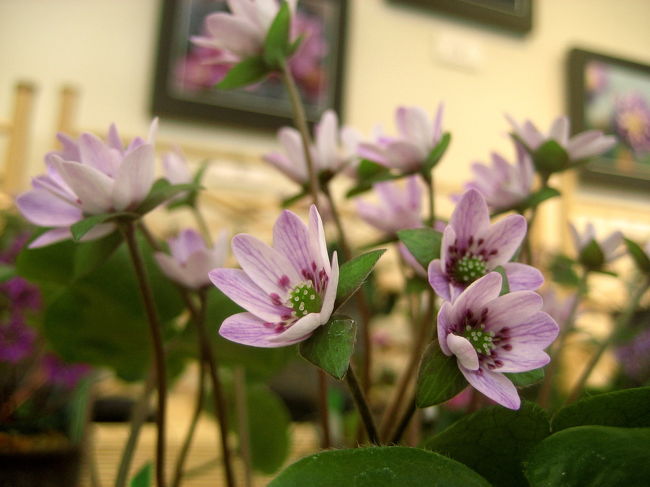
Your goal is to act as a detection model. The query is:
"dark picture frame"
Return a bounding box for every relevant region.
[389,0,532,33]
[568,48,650,190]
[151,0,347,129]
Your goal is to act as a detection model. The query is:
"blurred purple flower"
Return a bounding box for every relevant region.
[42,354,92,390]
[356,176,423,236]
[540,287,578,331]
[0,277,41,312]
[437,272,559,409]
[289,10,329,101]
[209,205,338,347]
[615,327,650,383]
[612,92,650,156]
[16,121,158,248]
[155,229,229,290]
[585,61,608,98]
[506,115,616,162]
[569,222,623,268]
[0,318,36,364]
[264,110,355,184]
[462,146,534,213]
[358,105,444,173]
[428,189,543,302]
[191,0,298,64]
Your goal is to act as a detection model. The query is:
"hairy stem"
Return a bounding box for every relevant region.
[121,223,168,487]
[390,398,416,444]
[345,365,380,445]
[318,369,332,448]
[234,366,253,487]
[280,59,319,206]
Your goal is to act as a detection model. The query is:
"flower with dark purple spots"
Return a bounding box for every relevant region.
[428,189,543,302]
[437,272,559,409]
[209,205,338,347]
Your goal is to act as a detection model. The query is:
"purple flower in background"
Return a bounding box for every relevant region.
[0,318,36,364]
[356,176,423,236]
[162,150,192,185]
[191,0,297,64]
[437,272,559,409]
[16,121,158,248]
[155,229,228,289]
[264,110,355,185]
[358,105,444,173]
[209,205,338,347]
[0,277,41,312]
[42,354,92,390]
[616,327,650,383]
[462,146,534,213]
[429,189,543,302]
[506,115,616,163]
[569,222,623,268]
[174,46,230,91]
[585,61,609,98]
[289,10,329,102]
[612,92,650,156]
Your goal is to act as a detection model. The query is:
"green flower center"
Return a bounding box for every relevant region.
[463,324,495,355]
[289,282,322,318]
[452,256,488,284]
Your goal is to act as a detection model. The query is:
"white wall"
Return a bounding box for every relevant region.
[1,0,650,198]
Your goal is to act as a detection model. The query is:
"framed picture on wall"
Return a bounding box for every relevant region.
[568,48,650,189]
[151,0,347,129]
[388,0,533,33]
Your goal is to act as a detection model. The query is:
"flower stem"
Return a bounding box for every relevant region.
[114,369,155,487]
[379,290,435,440]
[537,270,588,408]
[192,206,213,246]
[318,369,332,448]
[233,366,253,487]
[194,290,236,487]
[390,397,416,444]
[171,363,205,487]
[566,277,650,404]
[120,223,168,487]
[280,59,319,206]
[345,365,380,445]
[423,173,435,225]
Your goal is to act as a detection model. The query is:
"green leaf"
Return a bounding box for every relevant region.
[548,253,580,288]
[578,239,605,269]
[135,179,198,215]
[397,228,442,269]
[525,426,650,487]
[518,186,561,211]
[217,56,271,90]
[43,236,184,382]
[532,140,570,175]
[299,316,356,379]
[625,238,650,274]
[73,232,122,278]
[415,342,467,408]
[130,463,152,487]
[425,402,550,486]
[335,249,386,308]
[263,1,291,67]
[345,160,395,198]
[16,237,77,287]
[70,212,133,241]
[0,264,15,282]
[552,386,650,432]
[493,265,510,295]
[281,189,308,208]
[269,446,491,487]
[422,132,451,175]
[505,367,545,387]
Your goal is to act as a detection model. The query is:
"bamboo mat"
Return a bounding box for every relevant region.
[80,391,319,487]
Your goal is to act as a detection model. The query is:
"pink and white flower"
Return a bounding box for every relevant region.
[209,205,338,347]
[428,189,543,302]
[358,104,444,173]
[155,229,228,290]
[437,272,559,409]
[16,121,157,248]
[263,109,356,184]
[356,176,423,236]
[463,146,534,212]
[506,114,616,162]
[191,0,297,64]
